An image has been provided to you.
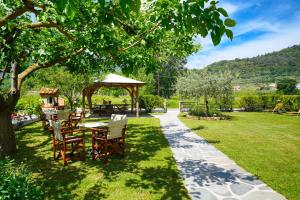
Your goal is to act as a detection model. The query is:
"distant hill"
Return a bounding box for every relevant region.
[205,45,300,86]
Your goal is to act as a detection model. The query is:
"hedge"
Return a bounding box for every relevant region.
[239,95,300,111]
[139,95,164,113]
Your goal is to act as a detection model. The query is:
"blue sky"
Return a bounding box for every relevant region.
[186,0,300,68]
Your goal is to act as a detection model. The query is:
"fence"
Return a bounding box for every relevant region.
[179,101,196,112]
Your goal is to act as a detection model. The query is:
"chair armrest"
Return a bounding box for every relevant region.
[91,127,107,138]
[61,129,85,136]
[91,127,108,132]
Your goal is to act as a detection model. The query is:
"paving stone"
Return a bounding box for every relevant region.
[242,191,286,200]
[259,185,272,190]
[190,188,218,200]
[230,182,253,195]
[207,184,232,196]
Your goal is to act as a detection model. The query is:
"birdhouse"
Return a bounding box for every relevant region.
[40,87,65,110]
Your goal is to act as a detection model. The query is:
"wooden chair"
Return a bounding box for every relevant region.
[50,120,85,166]
[91,118,127,163]
[69,112,83,128]
[54,110,71,127]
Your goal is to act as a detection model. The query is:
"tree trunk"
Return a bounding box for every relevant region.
[204,95,209,116]
[87,94,93,111]
[0,92,20,157]
[156,72,160,96]
[0,108,16,157]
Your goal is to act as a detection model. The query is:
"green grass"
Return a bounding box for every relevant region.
[12,118,189,200]
[179,112,300,200]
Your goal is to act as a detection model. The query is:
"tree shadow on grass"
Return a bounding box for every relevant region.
[191,125,206,131]
[13,123,89,200]
[12,119,188,199]
[83,122,189,199]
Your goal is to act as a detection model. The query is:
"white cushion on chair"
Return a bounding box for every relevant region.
[51,120,64,141]
[111,114,127,121]
[107,119,127,140]
[57,110,70,121]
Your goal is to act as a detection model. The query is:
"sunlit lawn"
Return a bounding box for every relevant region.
[180,112,300,200]
[13,117,189,200]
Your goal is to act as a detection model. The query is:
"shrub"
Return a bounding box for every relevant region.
[15,95,41,116]
[215,95,234,111]
[189,104,223,117]
[139,95,164,113]
[281,95,300,111]
[0,159,43,200]
[239,96,262,111]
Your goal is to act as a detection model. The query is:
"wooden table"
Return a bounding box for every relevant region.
[93,104,128,116]
[79,122,108,129]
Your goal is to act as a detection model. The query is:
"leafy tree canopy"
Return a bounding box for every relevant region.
[0,0,236,93]
[277,78,297,95]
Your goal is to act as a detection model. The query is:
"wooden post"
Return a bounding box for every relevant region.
[136,86,139,117]
[87,93,93,111]
[131,87,134,113]
[82,92,86,118]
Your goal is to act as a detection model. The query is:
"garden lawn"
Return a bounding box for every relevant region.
[13,118,189,200]
[180,112,300,200]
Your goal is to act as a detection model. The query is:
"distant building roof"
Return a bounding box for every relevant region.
[99,73,144,84]
[40,87,59,96]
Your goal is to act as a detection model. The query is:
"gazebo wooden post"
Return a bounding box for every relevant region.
[82,91,86,118]
[87,92,93,111]
[131,86,134,113]
[136,85,139,117]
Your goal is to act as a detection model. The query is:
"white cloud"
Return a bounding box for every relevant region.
[186,22,300,68]
[218,1,256,16]
[219,2,238,15]
[234,19,279,37]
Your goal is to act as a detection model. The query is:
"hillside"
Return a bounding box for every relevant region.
[205,45,300,86]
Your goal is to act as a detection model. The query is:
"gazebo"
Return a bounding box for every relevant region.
[82,74,145,117]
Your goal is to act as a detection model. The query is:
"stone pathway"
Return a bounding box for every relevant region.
[157,110,286,200]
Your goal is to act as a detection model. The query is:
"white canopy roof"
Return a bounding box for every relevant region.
[99,73,144,84]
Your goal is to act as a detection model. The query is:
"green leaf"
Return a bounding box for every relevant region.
[53,0,68,12]
[224,18,236,27]
[211,31,221,46]
[225,29,233,40]
[217,8,228,17]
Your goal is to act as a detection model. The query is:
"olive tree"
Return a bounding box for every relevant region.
[177,70,234,115]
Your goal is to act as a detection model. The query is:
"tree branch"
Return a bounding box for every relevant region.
[0,0,38,28]
[0,5,29,28]
[25,21,75,41]
[17,48,84,89]
[114,17,138,36]
[118,22,161,52]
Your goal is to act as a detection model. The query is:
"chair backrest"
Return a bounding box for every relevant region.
[56,110,70,121]
[111,114,127,121]
[50,120,64,141]
[107,118,127,140]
